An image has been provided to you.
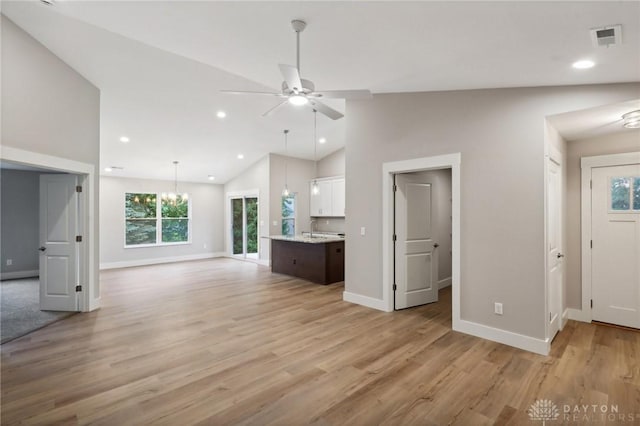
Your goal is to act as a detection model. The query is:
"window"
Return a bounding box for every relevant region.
[610,176,640,212]
[125,192,190,246]
[282,194,296,236]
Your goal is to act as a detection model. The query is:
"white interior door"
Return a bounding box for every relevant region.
[39,174,79,311]
[547,157,563,339]
[592,164,640,328]
[394,173,438,309]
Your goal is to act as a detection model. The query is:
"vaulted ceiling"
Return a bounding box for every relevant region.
[3,1,639,182]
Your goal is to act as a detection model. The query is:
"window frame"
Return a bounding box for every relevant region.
[281,193,297,237]
[124,191,192,248]
[608,176,640,214]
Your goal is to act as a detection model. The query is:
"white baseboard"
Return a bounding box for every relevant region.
[453,318,550,356]
[567,308,591,323]
[561,308,569,330]
[0,269,39,280]
[100,252,226,270]
[438,277,452,289]
[343,291,388,312]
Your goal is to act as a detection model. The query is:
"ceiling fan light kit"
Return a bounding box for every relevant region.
[221,19,371,120]
[622,110,640,129]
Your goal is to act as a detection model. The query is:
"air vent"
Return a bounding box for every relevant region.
[590,25,622,48]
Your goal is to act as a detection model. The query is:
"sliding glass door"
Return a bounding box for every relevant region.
[231,196,258,259]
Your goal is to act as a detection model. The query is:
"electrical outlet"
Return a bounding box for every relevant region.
[203,243,207,249]
[6,259,12,266]
[326,220,329,225]
[360,227,366,236]
[494,302,503,315]
[273,220,278,226]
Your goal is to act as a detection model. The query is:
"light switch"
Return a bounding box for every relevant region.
[273,220,278,226]
[360,227,366,236]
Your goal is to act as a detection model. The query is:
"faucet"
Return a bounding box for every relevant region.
[309,220,316,238]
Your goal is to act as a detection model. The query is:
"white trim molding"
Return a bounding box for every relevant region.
[438,277,452,289]
[455,319,550,356]
[579,152,640,324]
[343,291,387,311]
[0,270,39,280]
[381,153,461,321]
[100,252,226,270]
[0,146,98,312]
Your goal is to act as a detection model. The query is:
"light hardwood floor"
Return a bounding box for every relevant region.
[2,258,639,425]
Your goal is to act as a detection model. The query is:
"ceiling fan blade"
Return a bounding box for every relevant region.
[262,100,289,117]
[220,90,283,96]
[278,64,303,93]
[308,99,344,120]
[312,89,372,100]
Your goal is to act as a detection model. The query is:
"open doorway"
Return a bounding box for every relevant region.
[393,169,452,311]
[0,161,82,343]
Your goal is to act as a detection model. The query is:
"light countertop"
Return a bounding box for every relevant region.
[269,234,345,244]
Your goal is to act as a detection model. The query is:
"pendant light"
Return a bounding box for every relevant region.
[162,161,186,205]
[311,109,319,195]
[282,130,290,197]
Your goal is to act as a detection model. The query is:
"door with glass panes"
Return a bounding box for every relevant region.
[231,196,259,259]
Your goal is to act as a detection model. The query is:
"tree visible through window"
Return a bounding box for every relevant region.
[125,192,190,246]
[282,194,295,236]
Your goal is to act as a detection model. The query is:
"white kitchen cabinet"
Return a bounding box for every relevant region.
[309,177,345,217]
[331,178,345,216]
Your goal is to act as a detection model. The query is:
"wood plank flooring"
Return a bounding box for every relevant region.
[2,258,640,425]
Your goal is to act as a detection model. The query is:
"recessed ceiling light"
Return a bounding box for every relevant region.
[216,111,227,118]
[120,136,130,143]
[237,154,244,159]
[318,137,327,144]
[208,175,216,181]
[572,60,595,69]
[104,167,113,172]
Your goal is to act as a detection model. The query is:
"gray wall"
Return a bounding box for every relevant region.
[269,154,316,239]
[0,170,40,277]
[565,130,640,309]
[100,176,224,266]
[345,83,640,340]
[2,16,100,298]
[407,169,452,283]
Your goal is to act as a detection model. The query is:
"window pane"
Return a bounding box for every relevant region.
[162,219,189,242]
[245,198,258,254]
[282,218,295,236]
[161,194,188,218]
[282,195,295,219]
[232,199,243,255]
[634,177,640,210]
[125,193,156,218]
[126,220,157,245]
[611,177,630,210]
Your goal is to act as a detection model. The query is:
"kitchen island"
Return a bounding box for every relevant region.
[270,235,345,285]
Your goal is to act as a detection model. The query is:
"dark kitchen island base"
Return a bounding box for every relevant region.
[271,239,345,285]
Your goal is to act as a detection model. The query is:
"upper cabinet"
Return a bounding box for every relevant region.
[310,177,345,217]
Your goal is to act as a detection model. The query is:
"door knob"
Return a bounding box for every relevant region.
[38,246,46,252]
[556,253,564,259]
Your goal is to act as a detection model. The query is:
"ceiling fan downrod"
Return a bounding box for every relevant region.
[291,19,306,74]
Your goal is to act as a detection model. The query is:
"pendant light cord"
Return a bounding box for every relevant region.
[284,130,289,190]
[313,110,318,175]
[173,161,178,194]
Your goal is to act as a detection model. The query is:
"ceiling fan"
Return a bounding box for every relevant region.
[221,19,372,120]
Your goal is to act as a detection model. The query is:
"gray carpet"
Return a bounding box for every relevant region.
[1,278,74,344]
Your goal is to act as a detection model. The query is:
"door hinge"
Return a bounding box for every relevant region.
[590,240,593,249]
[393,184,397,192]
[550,312,552,321]
[590,180,592,189]
[75,285,82,292]
[76,185,83,193]
[590,299,593,308]
[393,283,397,291]
[392,234,397,242]
[76,235,83,242]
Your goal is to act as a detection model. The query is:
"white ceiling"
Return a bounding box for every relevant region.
[3,1,639,183]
